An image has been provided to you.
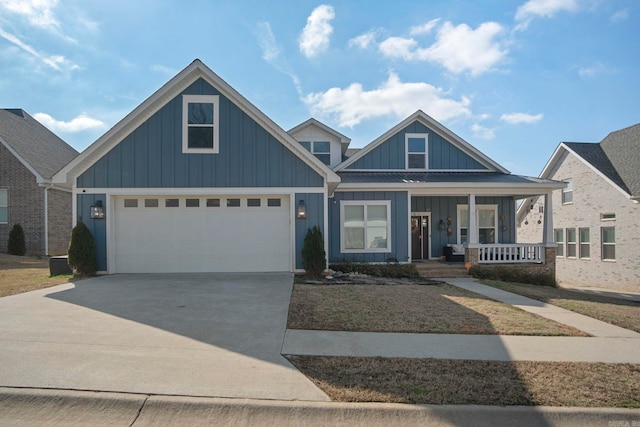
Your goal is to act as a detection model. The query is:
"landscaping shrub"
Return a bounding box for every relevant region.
[301,225,326,276]
[7,223,26,256]
[67,221,98,276]
[469,265,557,287]
[330,262,420,278]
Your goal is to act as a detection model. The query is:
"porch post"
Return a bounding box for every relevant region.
[543,192,554,244]
[468,194,478,244]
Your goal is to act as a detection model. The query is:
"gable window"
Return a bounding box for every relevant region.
[554,229,564,257]
[341,201,391,252]
[579,227,590,259]
[300,141,331,165]
[457,205,497,244]
[601,227,615,260]
[182,94,219,153]
[0,189,7,223]
[562,179,573,204]
[566,228,576,258]
[406,133,428,170]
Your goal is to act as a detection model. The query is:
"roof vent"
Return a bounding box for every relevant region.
[5,109,25,118]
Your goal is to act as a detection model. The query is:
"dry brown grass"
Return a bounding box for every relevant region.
[484,281,640,333]
[288,283,587,336]
[0,253,74,297]
[288,356,640,407]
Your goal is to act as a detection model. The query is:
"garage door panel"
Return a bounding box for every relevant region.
[113,196,291,273]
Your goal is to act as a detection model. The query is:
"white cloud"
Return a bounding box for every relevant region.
[410,18,440,36]
[0,26,78,72]
[348,30,379,49]
[379,21,507,76]
[471,124,496,140]
[299,4,335,58]
[33,112,105,133]
[515,0,579,29]
[578,62,614,78]
[0,0,60,31]
[256,21,302,95]
[500,112,543,124]
[303,72,471,127]
[610,9,628,23]
[150,64,177,76]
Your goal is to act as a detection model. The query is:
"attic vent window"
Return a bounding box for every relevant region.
[182,95,219,154]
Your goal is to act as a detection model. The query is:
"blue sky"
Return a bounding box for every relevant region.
[1,0,638,177]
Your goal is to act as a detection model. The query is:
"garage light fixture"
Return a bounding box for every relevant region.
[90,200,105,219]
[297,200,306,219]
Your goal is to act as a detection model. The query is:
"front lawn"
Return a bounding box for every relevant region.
[0,253,74,297]
[288,283,587,336]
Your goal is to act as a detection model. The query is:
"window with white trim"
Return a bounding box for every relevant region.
[456,205,497,244]
[182,94,219,153]
[579,228,590,259]
[601,227,615,260]
[566,228,576,258]
[406,133,428,170]
[562,178,573,204]
[554,229,564,257]
[341,201,391,252]
[300,140,331,165]
[0,189,7,223]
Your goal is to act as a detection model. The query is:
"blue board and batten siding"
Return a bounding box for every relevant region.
[77,78,324,189]
[294,193,324,270]
[346,121,486,170]
[77,194,107,271]
[412,195,516,258]
[329,191,409,263]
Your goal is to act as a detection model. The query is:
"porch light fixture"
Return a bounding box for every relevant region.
[297,200,306,219]
[438,219,446,231]
[90,200,105,219]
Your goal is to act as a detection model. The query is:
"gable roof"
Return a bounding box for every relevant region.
[0,108,78,182]
[335,110,509,173]
[53,59,340,191]
[540,123,640,201]
[288,118,351,155]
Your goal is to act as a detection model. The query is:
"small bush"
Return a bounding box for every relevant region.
[330,262,420,279]
[7,224,26,256]
[469,265,556,287]
[301,225,326,276]
[67,221,98,276]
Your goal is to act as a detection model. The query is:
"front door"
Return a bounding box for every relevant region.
[411,216,429,260]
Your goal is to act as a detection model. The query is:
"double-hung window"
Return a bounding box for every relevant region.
[406,133,428,170]
[562,179,573,204]
[457,205,497,244]
[182,95,219,153]
[554,228,564,257]
[601,227,615,260]
[579,227,590,259]
[300,141,331,165]
[0,189,7,223]
[566,228,576,258]
[341,201,391,252]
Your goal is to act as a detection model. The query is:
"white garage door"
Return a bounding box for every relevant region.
[113,195,291,273]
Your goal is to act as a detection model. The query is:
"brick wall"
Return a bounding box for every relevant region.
[47,188,72,255]
[0,143,45,255]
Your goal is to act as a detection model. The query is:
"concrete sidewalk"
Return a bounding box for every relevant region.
[2,387,639,427]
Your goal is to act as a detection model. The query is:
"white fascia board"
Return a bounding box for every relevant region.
[0,137,45,183]
[335,110,509,174]
[75,187,326,196]
[53,60,340,187]
[337,182,563,196]
[288,118,351,145]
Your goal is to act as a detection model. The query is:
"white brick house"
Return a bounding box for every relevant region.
[517,123,640,292]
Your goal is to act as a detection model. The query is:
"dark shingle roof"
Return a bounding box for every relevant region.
[599,123,640,197]
[563,142,629,194]
[0,109,78,180]
[338,171,545,184]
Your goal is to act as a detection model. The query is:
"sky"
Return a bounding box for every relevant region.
[1,0,638,178]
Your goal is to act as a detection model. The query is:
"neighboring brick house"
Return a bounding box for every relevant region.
[517,123,640,292]
[0,109,78,255]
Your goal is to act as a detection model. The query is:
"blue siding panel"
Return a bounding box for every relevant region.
[294,193,325,270]
[77,194,107,271]
[78,78,323,188]
[346,121,487,171]
[329,191,409,263]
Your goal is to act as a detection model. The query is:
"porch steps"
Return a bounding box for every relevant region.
[414,261,469,278]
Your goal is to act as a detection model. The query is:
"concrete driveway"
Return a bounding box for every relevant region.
[0,273,328,401]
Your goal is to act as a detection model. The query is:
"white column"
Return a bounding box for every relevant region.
[468,194,478,244]
[543,192,554,244]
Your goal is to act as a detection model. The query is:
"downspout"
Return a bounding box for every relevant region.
[43,185,49,256]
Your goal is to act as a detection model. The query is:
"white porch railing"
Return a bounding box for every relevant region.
[478,244,545,264]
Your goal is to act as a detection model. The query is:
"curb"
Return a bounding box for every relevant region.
[2,388,640,426]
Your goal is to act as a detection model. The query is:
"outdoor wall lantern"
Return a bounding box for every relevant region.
[438,219,446,231]
[90,200,105,219]
[297,200,306,219]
